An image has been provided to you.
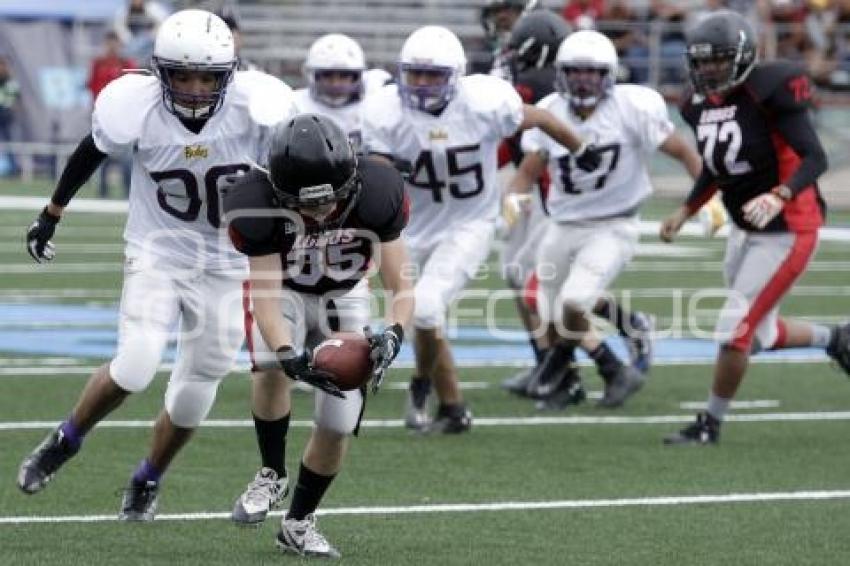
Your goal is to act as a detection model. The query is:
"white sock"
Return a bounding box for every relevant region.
[810,324,832,348]
[706,392,730,422]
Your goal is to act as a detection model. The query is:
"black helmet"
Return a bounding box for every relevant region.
[480,0,529,44]
[686,10,757,96]
[507,10,570,73]
[267,114,360,226]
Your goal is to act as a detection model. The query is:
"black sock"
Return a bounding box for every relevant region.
[589,343,622,382]
[594,298,632,338]
[253,413,290,478]
[286,463,336,521]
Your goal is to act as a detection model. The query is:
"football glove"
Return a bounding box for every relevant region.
[26,206,60,263]
[502,193,532,228]
[573,142,602,173]
[742,191,784,230]
[275,346,344,398]
[698,195,728,237]
[364,323,403,394]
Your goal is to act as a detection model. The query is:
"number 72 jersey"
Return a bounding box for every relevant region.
[362,74,524,248]
[522,84,675,222]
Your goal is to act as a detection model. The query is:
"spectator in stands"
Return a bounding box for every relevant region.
[562,0,606,30]
[831,0,850,87]
[598,1,639,81]
[88,31,135,198]
[0,55,20,177]
[804,0,838,84]
[113,0,170,62]
[769,0,809,60]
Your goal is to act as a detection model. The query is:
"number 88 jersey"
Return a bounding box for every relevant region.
[362,74,523,249]
[92,71,295,271]
[522,84,674,223]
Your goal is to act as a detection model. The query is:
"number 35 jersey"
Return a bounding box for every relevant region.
[92,71,296,271]
[362,74,523,249]
[522,84,675,222]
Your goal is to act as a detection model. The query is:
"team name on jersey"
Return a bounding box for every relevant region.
[184,144,209,159]
[699,106,738,124]
[292,228,357,250]
[428,128,449,141]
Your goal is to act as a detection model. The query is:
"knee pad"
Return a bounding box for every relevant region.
[165,378,221,428]
[109,345,161,393]
[314,389,364,436]
[413,284,446,329]
[557,285,597,314]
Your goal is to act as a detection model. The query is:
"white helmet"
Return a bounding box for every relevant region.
[152,9,237,120]
[554,30,618,110]
[304,34,366,107]
[398,25,466,112]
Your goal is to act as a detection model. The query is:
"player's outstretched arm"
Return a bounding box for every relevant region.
[25,134,107,262]
[503,151,546,228]
[518,104,600,172]
[659,131,703,180]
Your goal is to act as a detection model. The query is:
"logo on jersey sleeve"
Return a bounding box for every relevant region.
[788,75,812,103]
[184,144,209,159]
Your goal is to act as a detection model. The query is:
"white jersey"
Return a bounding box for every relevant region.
[362,73,523,248]
[293,68,390,153]
[92,71,295,271]
[521,84,674,222]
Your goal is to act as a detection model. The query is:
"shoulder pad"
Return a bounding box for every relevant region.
[231,70,296,127]
[92,73,160,148]
[613,84,667,115]
[363,68,393,94]
[460,74,522,113]
[361,84,401,125]
[223,169,283,256]
[744,61,811,106]
[355,157,407,241]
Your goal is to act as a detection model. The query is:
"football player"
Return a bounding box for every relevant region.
[224,114,412,558]
[294,33,390,151]
[499,10,658,405]
[506,30,703,410]
[18,10,296,520]
[362,25,601,433]
[660,10,850,445]
[480,0,530,80]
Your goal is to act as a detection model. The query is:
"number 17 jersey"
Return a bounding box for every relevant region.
[362,74,523,249]
[522,84,675,222]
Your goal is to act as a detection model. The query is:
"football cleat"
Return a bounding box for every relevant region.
[535,368,587,411]
[501,368,535,398]
[524,343,575,399]
[627,312,655,374]
[17,426,79,494]
[404,376,432,431]
[826,323,850,375]
[663,412,720,445]
[119,480,159,521]
[426,404,472,434]
[232,467,289,526]
[276,513,341,559]
[597,365,645,408]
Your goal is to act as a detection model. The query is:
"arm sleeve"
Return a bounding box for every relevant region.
[771,109,827,196]
[50,134,108,207]
[684,167,718,215]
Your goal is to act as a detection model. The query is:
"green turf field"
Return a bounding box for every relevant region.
[0,192,849,565]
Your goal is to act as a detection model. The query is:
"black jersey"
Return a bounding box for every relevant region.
[680,61,826,233]
[225,157,408,295]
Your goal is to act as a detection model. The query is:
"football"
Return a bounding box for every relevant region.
[312,332,373,391]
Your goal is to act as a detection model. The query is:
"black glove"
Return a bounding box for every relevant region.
[364,323,403,394]
[275,346,344,398]
[26,206,60,263]
[392,157,413,181]
[573,142,602,173]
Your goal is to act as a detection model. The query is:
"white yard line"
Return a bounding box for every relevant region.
[3,411,850,431]
[2,489,849,524]
[680,400,781,410]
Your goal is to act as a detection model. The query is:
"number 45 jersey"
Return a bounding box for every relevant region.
[522,84,675,222]
[362,74,523,249]
[92,70,296,271]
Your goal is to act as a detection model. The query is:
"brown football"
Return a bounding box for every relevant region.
[312,332,373,391]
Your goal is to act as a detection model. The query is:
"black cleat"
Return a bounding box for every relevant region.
[597,365,645,408]
[501,368,535,397]
[426,404,472,434]
[525,343,575,399]
[535,368,587,411]
[18,426,79,494]
[826,323,850,375]
[119,480,159,521]
[663,412,720,445]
